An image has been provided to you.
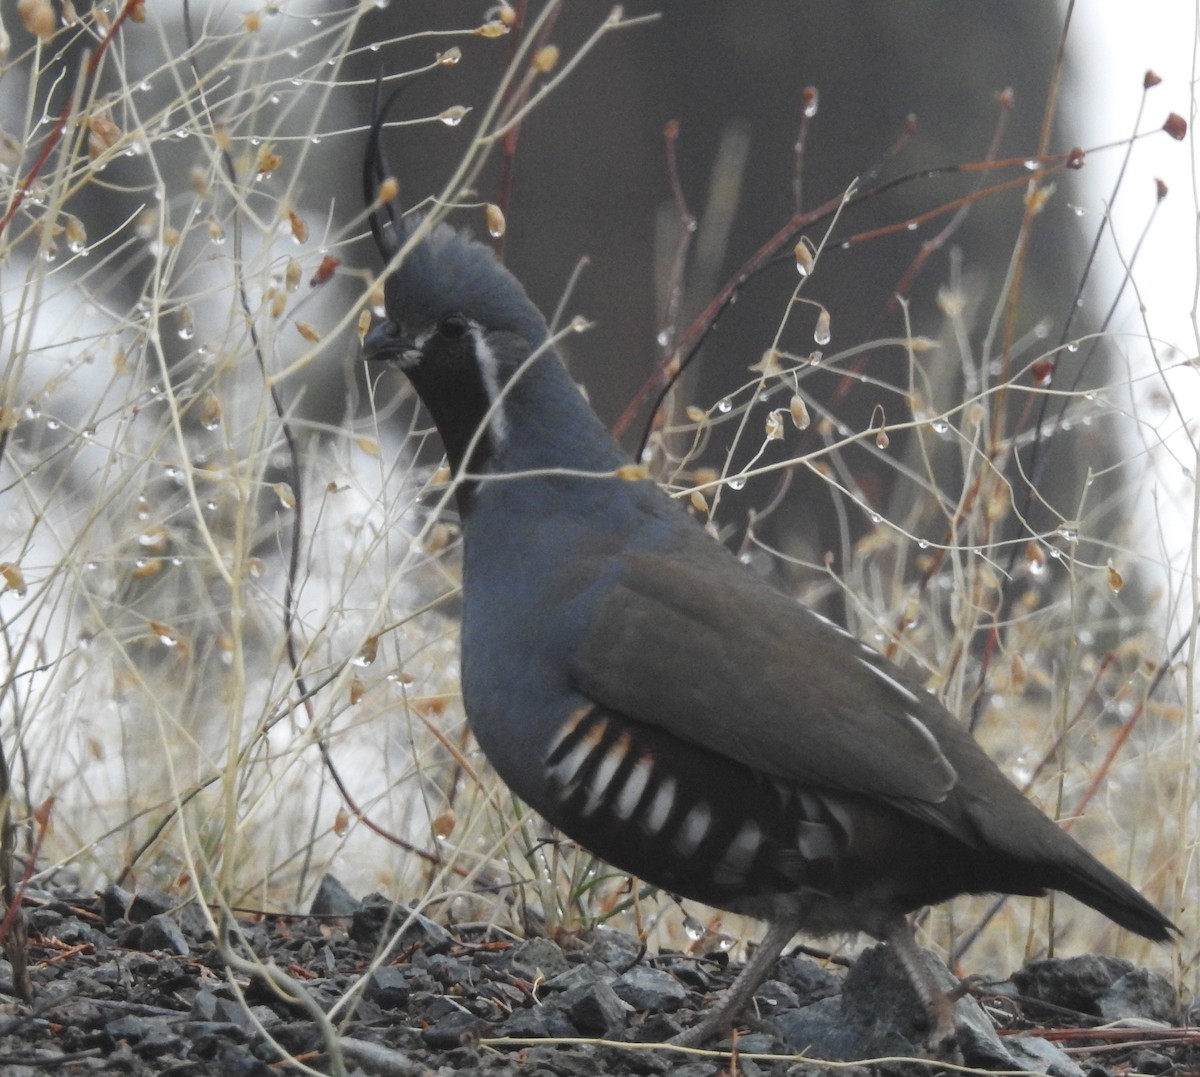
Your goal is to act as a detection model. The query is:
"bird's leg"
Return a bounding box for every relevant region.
[881,916,959,1053]
[669,918,796,1047]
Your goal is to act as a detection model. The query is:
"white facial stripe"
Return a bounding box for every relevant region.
[397,326,432,367]
[468,323,510,447]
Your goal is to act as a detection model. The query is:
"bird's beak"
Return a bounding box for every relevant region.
[362,320,420,367]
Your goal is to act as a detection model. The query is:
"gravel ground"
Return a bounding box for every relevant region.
[0,875,1191,1077]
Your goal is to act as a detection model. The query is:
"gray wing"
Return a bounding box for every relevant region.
[569,548,964,807]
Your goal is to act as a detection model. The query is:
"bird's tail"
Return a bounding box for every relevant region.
[1050,843,1177,943]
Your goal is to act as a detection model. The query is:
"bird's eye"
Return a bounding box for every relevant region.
[437,313,470,341]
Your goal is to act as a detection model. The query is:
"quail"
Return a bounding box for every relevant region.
[360,118,1176,1049]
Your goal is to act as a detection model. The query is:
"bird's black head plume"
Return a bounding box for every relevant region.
[363,74,405,267]
[362,79,548,353]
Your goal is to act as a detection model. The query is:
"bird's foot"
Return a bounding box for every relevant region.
[667,919,798,1048]
[880,917,966,1057]
[923,989,962,1057]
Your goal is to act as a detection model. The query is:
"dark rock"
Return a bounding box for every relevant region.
[522,1045,604,1075]
[1012,955,1165,1018]
[1004,1033,1088,1077]
[53,917,110,948]
[421,1009,487,1049]
[366,965,410,1009]
[443,1046,484,1071]
[104,1015,147,1042]
[191,989,219,1021]
[655,953,716,990]
[152,957,193,995]
[544,963,616,993]
[510,936,570,980]
[775,954,840,1002]
[503,1006,579,1039]
[775,994,859,1056]
[666,1064,724,1077]
[176,900,213,941]
[215,1040,272,1076]
[140,913,189,956]
[248,1004,282,1029]
[627,1010,686,1044]
[585,925,644,968]
[612,966,689,1012]
[214,996,258,1031]
[554,980,631,1035]
[598,1040,674,1076]
[91,960,132,992]
[230,920,273,952]
[339,1035,428,1077]
[117,923,144,949]
[268,1022,322,1057]
[426,952,475,990]
[351,894,453,954]
[424,994,478,1025]
[100,884,135,924]
[124,951,162,975]
[309,874,361,918]
[1131,1048,1174,1074]
[126,889,176,923]
[27,906,64,933]
[134,1028,186,1058]
[1098,967,1177,1023]
[751,977,801,1013]
[737,1063,772,1077]
[180,1021,251,1053]
[105,1042,139,1073]
[486,979,528,1008]
[728,1031,777,1053]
